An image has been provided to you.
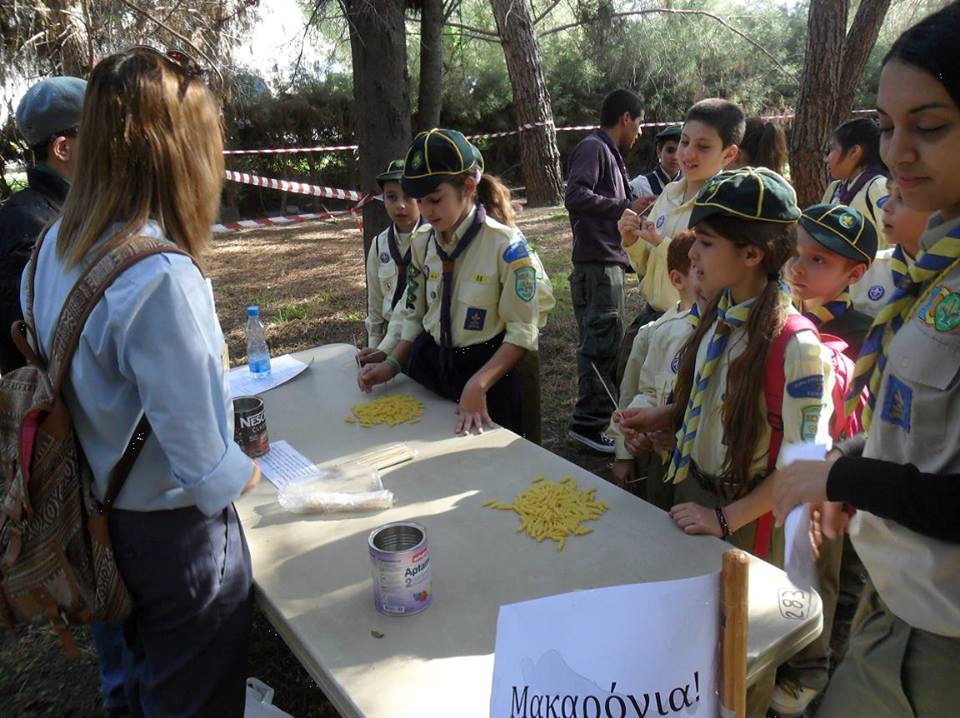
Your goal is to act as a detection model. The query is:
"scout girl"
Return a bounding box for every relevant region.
[620,168,835,717]
[358,159,422,365]
[823,117,889,232]
[358,129,541,437]
[773,4,960,715]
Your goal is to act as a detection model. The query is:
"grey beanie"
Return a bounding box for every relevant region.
[15,76,87,147]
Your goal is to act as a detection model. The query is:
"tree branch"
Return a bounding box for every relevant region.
[539,8,798,82]
[444,20,500,38]
[533,0,564,26]
[442,0,463,23]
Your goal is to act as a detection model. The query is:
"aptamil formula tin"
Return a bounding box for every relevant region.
[368,522,432,616]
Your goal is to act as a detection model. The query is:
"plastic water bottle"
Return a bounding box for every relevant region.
[245,306,271,378]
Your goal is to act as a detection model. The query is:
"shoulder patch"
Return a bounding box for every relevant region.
[787,375,824,399]
[670,351,681,374]
[867,285,885,301]
[656,215,666,229]
[380,251,391,264]
[514,265,537,302]
[881,374,912,432]
[503,240,530,264]
[800,405,823,442]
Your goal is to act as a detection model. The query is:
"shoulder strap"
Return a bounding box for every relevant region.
[47,236,201,394]
[23,223,53,338]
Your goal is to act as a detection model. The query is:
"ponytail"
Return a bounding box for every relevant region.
[477,174,516,227]
[740,117,787,175]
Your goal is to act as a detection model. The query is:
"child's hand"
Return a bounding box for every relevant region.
[356,348,386,366]
[611,460,635,487]
[618,209,643,247]
[617,405,673,432]
[624,431,653,457]
[456,378,494,435]
[648,428,676,452]
[771,458,835,527]
[630,195,656,215]
[669,502,723,538]
[638,219,664,247]
[357,361,398,393]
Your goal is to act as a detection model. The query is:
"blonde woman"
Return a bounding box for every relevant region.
[22,48,259,716]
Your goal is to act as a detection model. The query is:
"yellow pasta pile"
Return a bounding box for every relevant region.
[484,476,608,551]
[345,394,424,427]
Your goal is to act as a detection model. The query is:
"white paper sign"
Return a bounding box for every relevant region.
[780,443,829,591]
[229,354,311,397]
[490,574,720,717]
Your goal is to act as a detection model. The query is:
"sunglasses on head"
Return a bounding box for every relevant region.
[128,45,207,97]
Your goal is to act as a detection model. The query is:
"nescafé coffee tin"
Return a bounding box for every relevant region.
[233,396,269,458]
[368,522,432,616]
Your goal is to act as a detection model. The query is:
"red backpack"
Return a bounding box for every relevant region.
[752,313,864,559]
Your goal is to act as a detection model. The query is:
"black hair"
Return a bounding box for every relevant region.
[600,89,644,128]
[739,117,787,174]
[685,98,746,148]
[832,117,884,171]
[884,1,960,108]
[28,126,78,165]
[656,135,680,151]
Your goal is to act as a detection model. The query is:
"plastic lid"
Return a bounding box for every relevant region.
[247,305,260,316]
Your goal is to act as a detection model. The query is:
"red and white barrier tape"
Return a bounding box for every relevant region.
[224,170,365,201]
[212,192,375,235]
[223,143,358,155]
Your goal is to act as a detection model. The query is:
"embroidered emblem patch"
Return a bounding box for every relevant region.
[867,285,885,301]
[800,405,822,442]
[881,374,912,432]
[934,292,960,332]
[409,151,424,172]
[503,240,530,263]
[464,307,487,331]
[514,266,536,302]
[787,375,824,399]
[838,211,856,229]
[380,252,390,264]
[429,271,440,281]
[671,352,681,373]
[656,215,666,229]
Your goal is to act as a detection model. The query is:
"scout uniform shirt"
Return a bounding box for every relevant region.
[609,303,694,460]
[823,172,888,240]
[399,207,539,352]
[850,246,915,317]
[686,301,835,479]
[623,178,693,312]
[850,213,960,637]
[365,224,414,353]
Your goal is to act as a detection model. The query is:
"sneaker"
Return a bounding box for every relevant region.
[769,679,819,717]
[567,428,616,454]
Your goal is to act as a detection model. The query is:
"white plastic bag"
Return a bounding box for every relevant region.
[276,462,395,514]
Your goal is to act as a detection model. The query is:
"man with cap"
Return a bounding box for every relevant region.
[564,88,650,454]
[358,158,423,366]
[0,76,85,374]
[786,203,878,356]
[629,124,682,199]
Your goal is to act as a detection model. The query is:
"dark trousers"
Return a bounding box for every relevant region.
[516,351,542,445]
[110,504,253,718]
[408,331,523,435]
[569,262,625,433]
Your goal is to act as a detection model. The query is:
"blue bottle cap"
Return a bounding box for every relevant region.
[247,306,260,316]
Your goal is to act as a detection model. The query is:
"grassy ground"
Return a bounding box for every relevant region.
[0,207,845,717]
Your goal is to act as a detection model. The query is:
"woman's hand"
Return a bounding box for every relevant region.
[356,348,386,366]
[358,361,398,393]
[242,462,261,495]
[456,377,494,435]
[624,431,653,457]
[670,501,723,538]
[772,457,838,526]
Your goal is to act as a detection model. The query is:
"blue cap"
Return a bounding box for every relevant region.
[247,306,260,316]
[15,77,87,147]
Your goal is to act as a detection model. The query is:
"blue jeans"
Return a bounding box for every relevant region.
[90,620,127,710]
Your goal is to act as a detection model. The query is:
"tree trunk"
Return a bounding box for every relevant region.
[788,0,891,208]
[489,0,564,207]
[416,0,444,132]
[344,0,413,254]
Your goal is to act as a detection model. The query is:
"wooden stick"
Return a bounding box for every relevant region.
[721,549,750,718]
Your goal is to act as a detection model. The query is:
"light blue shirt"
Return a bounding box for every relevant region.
[22,219,252,516]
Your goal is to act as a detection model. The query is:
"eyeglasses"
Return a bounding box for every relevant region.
[127,45,207,98]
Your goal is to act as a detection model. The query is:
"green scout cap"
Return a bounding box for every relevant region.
[688,167,801,228]
[655,125,682,141]
[376,159,405,189]
[401,128,484,199]
[800,203,877,265]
